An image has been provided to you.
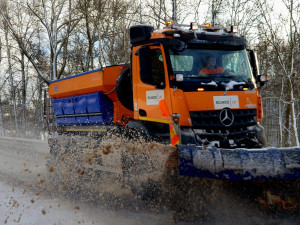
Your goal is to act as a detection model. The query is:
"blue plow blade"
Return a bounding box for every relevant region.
[179,145,300,180]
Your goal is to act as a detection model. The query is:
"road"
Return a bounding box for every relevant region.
[0,137,175,225]
[0,136,298,225]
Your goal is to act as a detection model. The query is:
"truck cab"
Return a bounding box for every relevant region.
[126,22,267,148]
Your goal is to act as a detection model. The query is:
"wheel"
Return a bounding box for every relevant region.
[116,67,133,111]
[125,121,153,142]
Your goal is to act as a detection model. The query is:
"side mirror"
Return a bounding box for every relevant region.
[176,74,184,82]
[257,74,268,87]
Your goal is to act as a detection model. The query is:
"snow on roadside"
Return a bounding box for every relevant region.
[0,180,172,225]
[0,180,97,224]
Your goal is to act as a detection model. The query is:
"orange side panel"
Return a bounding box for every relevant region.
[184,90,259,111]
[94,65,128,102]
[103,65,128,100]
[49,69,104,98]
[132,47,139,120]
[113,101,134,126]
[49,65,127,99]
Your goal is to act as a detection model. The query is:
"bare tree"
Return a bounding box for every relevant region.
[0,4,49,84]
[1,2,18,133]
[0,98,4,136]
[98,0,135,65]
[145,0,173,28]
[255,0,300,146]
[210,0,224,26]
[222,0,260,40]
[27,0,82,80]
[0,0,82,83]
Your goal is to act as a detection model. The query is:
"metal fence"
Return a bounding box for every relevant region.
[262,96,300,147]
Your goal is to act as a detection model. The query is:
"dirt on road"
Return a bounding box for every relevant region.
[0,136,299,225]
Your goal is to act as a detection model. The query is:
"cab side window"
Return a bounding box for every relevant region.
[150,49,165,86]
[139,47,165,87]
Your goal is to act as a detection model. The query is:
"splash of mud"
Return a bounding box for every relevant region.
[47,134,220,220]
[1,136,299,224]
[46,133,300,224]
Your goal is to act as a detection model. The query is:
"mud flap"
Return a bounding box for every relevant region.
[179,145,300,180]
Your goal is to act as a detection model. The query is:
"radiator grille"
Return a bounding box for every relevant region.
[190,109,257,134]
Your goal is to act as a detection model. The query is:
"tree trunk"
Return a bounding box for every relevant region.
[21,52,26,137]
[290,78,299,146]
[0,98,4,136]
[5,27,18,135]
[38,77,44,138]
[283,100,292,147]
[278,100,283,147]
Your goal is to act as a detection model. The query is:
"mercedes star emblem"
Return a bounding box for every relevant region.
[219,108,234,127]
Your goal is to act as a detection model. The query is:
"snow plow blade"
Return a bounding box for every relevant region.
[179,145,300,180]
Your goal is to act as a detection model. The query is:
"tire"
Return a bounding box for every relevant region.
[125,121,153,142]
[116,67,133,111]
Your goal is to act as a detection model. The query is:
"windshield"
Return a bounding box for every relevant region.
[168,47,256,92]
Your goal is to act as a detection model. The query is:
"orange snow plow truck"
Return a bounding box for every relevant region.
[48,22,300,182]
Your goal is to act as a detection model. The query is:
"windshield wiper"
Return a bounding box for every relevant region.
[183,74,212,79]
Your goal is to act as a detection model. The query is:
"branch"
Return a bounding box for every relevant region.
[0,8,49,85]
[24,81,44,106]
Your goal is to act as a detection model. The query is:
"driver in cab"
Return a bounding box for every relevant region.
[199,56,226,75]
